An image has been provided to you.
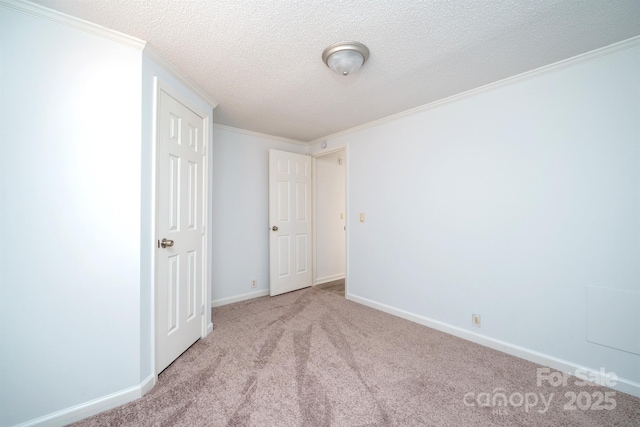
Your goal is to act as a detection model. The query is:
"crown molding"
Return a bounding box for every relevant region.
[213,124,307,146]
[2,0,218,109]
[0,0,146,50]
[310,35,640,145]
[143,45,218,109]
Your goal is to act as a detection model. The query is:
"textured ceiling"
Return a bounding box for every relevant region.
[29,0,640,142]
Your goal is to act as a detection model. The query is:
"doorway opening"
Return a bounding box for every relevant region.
[313,149,346,297]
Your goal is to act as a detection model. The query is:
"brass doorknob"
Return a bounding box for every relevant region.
[272,226,278,231]
[160,238,174,248]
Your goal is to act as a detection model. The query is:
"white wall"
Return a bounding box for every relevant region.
[315,151,346,283]
[210,126,307,305]
[0,4,217,425]
[0,6,143,426]
[329,43,640,391]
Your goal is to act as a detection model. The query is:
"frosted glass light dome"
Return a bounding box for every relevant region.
[326,50,364,76]
[322,41,370,76]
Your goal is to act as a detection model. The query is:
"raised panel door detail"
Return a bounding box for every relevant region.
[187,161,197,230]
[188,124,198,152]
[296,182,307,222]
[170,114,181,143]
[296,234,308,273]
[295,161,308,177]
[278,181,290,222]
[277,159,289,174]
[277,235,290,277]
[169,155,180,231]
[167,254,179,334]
[187,250,196,321]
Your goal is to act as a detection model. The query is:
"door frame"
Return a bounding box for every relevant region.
[311,147,348,297]
[150,78,212,378]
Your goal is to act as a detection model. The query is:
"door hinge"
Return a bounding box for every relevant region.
[201,304,205,315]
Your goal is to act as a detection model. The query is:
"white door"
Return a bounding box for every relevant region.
[156,89,205,374]
[269,149,312,296]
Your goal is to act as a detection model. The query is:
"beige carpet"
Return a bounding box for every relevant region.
[73,287,640,426]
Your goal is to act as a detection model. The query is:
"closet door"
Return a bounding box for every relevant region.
[156,88,206,373]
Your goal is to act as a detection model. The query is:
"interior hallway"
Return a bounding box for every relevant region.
[315,279,345,297]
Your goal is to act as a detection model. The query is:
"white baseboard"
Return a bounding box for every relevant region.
[347,293,640,399]
[211,289,269,307]
[315,273,345,285]
[13,374,156,427]
[140,374,156,396]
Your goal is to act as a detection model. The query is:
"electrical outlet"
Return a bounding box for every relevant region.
[251,279,257,288]
[472,314,481,328]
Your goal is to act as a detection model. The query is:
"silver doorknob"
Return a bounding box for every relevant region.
[272,226,278,231]
[160,238,174,248]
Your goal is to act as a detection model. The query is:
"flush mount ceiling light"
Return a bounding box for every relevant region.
[322,41,370,76]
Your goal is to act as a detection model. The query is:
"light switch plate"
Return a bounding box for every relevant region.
[360,213,365,222]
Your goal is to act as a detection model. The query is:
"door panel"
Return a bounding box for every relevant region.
[156,89,205,374]
[269,150,312,296]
